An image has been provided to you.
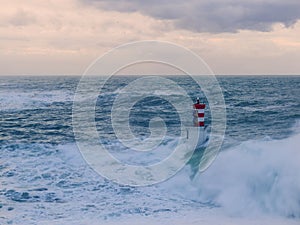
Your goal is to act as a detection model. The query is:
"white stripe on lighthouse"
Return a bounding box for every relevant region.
[198,117,204,122]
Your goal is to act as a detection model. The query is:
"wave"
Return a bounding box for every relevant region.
[2,124,299,224]
[0,90,73,111]
[47,120,300,219]
[162,121,300,218]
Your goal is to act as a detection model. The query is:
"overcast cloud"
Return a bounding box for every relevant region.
[82,0,300,33]
[1,0,300,75]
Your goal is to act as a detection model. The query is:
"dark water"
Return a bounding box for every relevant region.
[1,76,299,144]
[0,75,299,224]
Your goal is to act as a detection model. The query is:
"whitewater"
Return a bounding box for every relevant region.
[0,75,299,224]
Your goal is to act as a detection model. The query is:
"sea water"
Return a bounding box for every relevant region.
[0,75,299,224]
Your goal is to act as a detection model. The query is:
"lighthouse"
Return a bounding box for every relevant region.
[193,97,205,127]
[193,97,206,145]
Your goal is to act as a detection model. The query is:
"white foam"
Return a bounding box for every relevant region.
[0,89,73,111]
[2,123,300,224]
[162,130,300,219]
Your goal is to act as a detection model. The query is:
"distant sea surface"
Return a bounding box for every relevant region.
[0,75,299,224]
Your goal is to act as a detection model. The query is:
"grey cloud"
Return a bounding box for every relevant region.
[9,9,36,27]
[81,0,300,33]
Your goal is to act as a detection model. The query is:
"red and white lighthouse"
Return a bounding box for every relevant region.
[193,98,206,127]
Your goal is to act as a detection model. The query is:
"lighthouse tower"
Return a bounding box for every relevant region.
[193,98,206,144]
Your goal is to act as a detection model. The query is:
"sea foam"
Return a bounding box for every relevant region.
[162,122,300,219]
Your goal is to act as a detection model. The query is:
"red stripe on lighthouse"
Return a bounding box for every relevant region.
[193,102,206,127]
[193,104,205,109]
[198,113,204,117]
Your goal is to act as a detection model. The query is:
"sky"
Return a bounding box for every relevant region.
[1,0,300,75]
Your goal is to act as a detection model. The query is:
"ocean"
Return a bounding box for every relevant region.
[0,75,299,224]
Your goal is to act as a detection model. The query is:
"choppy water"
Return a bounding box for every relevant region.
[0,75,299,224]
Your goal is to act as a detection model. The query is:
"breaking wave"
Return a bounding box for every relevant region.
[162,120,300,218]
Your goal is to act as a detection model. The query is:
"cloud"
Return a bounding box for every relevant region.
[1,0,300,75]
[81,0,300,33]
[9,9,36,26]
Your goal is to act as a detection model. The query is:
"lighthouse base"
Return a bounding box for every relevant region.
[186,126,207,149]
